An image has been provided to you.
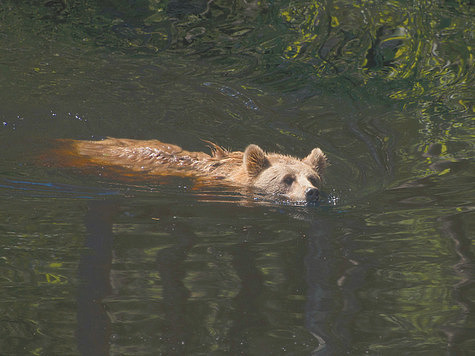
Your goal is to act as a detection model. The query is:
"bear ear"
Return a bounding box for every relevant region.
[243,144,270,177]
[303,148,328,175]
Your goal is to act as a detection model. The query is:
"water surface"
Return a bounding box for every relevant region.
[0,1,473,354]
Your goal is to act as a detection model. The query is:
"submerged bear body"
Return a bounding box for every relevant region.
[52,138,328,203]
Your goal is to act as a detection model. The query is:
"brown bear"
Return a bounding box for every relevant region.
[51,138,328,203]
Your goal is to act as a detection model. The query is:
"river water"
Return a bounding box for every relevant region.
[1,1,473,354]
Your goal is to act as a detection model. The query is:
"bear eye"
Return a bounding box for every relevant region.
[283,174,295,185]
[308,176,320,186]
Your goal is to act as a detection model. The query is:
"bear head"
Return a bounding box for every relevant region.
[243,144,328,203]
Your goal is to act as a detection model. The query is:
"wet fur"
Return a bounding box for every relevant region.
[50,138,328,201]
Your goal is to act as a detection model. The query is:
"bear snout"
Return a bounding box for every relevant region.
[305,187,319,202]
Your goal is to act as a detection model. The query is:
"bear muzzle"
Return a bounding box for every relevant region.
[305,187,319,202]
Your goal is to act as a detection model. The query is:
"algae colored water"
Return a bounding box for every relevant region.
[0,1,473,354]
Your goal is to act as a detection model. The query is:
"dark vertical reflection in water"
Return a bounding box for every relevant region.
[155,223,195,355]
[227,242,266,354]
[155,220,268,354]
[77,201,115,356]
[304,216,341,354]
[304,215,368,354]
[439,213,475,353]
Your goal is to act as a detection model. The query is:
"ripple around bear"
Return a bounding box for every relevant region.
[50,138,328,203]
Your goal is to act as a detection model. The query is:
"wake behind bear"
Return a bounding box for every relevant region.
[51,138,328,204]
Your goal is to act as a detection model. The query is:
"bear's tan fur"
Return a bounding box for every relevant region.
[51,138,328,203]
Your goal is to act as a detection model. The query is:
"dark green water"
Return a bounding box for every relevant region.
[0,1,473,354]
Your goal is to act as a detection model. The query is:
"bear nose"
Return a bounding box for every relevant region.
[305,187,319,202]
